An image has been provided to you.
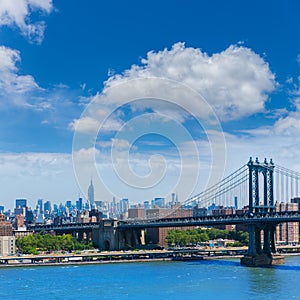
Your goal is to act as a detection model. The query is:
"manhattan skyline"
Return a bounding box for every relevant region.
[0,1,300,208]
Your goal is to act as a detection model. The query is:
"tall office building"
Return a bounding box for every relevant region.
[37,199,43,213]
[76,197,83,211]
[66,200,72,209]
[120,198,129,214]
[44,201,51,213]
[15,199,27,208]
[234,196,238,209]
[88,179,95,207]
[15,199,27,217]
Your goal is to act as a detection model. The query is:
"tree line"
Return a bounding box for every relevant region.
[16,233,93,254]
[165,228,249,247]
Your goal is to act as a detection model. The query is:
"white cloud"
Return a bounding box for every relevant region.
[0,0,53,44]
[0,45,46,110]
[0,152,77,208]
[69,115,123,134]
[0,46,39,94]
[69,116,101,135]
[224,130,300,175]
[273,99,300,135]
[111,138,132,149]
[70,43,277,141]
[0,45,81,120]
[102,42,276,121]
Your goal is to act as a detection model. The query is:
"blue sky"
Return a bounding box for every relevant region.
[0,0,300,209]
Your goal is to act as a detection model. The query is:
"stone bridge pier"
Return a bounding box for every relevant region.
[117,228,145,250]
[92,220,145,250]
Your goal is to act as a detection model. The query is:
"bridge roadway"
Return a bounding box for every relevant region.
[28,211,300,232]
[118,210,300,229]
[28,221,105,232]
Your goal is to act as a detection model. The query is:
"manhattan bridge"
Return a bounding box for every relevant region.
[31,157,300,266]
[118,157,300,266]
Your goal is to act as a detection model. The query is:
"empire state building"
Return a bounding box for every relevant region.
[88,179,95,208]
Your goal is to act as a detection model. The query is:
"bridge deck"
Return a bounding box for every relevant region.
[28,211,300,232]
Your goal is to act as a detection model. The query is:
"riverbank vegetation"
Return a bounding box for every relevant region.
[165,228,249,247]
[16,234,93,254]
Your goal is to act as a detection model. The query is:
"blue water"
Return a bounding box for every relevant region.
[1,257,300,299]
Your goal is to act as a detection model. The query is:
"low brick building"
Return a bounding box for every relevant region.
[145,207,194,247]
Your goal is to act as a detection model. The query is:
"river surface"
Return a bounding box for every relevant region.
[0,256,300,299]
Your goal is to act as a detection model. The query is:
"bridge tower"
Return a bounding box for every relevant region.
[241,157,284,266]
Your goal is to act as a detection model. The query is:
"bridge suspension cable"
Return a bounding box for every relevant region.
[142,160,300,220]
[183,163,300,210]
[184,164,249,208]
[273,164,300,203]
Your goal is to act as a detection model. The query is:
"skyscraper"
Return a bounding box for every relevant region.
[37,199,43,213]
[120,198,129,214]
[76,197,83,211]
[44,201,51,213]
[15,199,27,208]
[88,179,95,207]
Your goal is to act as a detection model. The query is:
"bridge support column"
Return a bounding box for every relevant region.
[247,225,256,256]
[255,227,262,254]
[241,223,284,267]
[241,157,284,267]
[262,224,277,254]
[118,229,145,250]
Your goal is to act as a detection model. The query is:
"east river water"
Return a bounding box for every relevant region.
[1,256,300,299]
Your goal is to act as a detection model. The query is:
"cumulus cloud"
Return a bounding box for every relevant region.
[273,99,300,135]
[0,0,53,44]
[103,42,276,121]
[69,116,101,135]
[271,73,300,136]
[71,42,277,140]
[0,45,80,119]
[0,45,45,109]
[0,46,39,94]
[69,115,124,134]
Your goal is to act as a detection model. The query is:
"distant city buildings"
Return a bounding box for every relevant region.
[1,186,300,253]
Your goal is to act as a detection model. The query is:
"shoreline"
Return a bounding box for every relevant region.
[1,251,299,268]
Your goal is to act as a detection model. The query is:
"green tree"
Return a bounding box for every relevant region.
[165,228,248,247]
[16,233,93,254]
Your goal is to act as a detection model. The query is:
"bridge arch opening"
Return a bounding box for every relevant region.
[104,239,110,251]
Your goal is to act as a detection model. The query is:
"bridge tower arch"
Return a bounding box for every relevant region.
[242,157,284,266]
